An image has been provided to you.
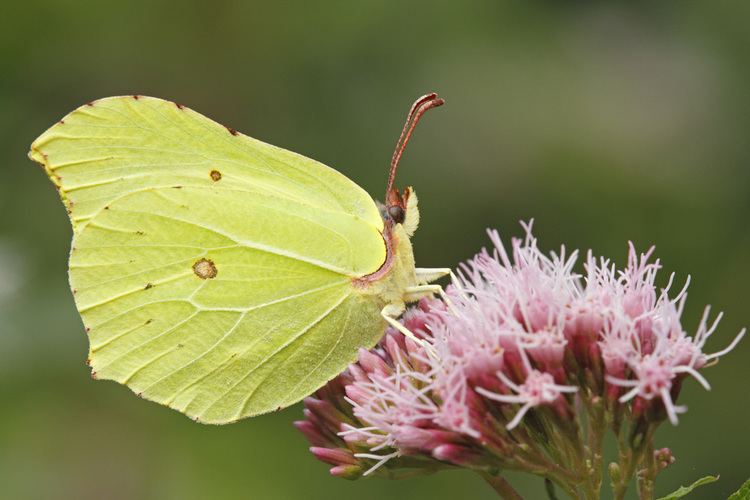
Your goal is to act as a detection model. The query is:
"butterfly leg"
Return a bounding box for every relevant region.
[404,284,459,315]
[415,267,463,297]
[380,304,437,357]
[415,267,451,284]
[404,284,442,301]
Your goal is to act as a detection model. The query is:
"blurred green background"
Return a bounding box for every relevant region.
[1,1,748,498]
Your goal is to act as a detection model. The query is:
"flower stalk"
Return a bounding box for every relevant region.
[480,471,524,500]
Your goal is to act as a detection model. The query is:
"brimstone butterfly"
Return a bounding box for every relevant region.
[28,93,448,424]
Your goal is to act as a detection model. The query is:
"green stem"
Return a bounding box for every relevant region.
[479,472,524,500]
[545,478,560,500]
[612,422,657,500]
[499,427,580,484]
[550,392,602,500]
[585,398,606,498]
[612,415,635,500]
[637,429,657,500]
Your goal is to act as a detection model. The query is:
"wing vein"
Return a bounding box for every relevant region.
[197,290,351,419]
[278,297,353,407]
[142,311,248,394]
[111,208,356,276]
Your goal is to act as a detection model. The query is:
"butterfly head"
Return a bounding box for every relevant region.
[385,187,407,224]
[384,186,419,236]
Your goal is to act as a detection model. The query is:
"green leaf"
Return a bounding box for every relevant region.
[656,475,719,500]
[728,478,750,500]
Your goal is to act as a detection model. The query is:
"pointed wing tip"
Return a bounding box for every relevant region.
[28,141,68,203]
[28,121,60,171]
[28,143,56,181]
[28,145,42,163]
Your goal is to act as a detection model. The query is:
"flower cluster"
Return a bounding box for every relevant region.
[296,223,744,499]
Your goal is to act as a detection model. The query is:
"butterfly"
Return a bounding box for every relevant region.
[28,93,448,424]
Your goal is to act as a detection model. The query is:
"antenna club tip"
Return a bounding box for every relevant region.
[422,92,444,103]
[386,92,446,196]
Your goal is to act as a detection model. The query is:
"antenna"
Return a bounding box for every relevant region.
[386,92,444,199]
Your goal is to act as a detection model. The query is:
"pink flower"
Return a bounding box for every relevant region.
[476,367,578,430]
[606,295,745,424]
[297,222,744,498]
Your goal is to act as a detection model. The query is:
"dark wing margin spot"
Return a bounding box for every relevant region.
[226,126,239,136]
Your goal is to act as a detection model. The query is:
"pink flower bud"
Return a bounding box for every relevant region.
[432,444,484,467]
[304,397,347,431]
[330,464,363,480]
[310,447,358,466]
[294,420,333,447]
[654,447,675,470]
[392,427,459,451]
[357,348,391,376]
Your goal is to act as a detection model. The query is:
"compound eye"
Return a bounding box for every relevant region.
[387,205,405,224]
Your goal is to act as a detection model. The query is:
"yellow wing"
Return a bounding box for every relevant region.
[29,96,392,423]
